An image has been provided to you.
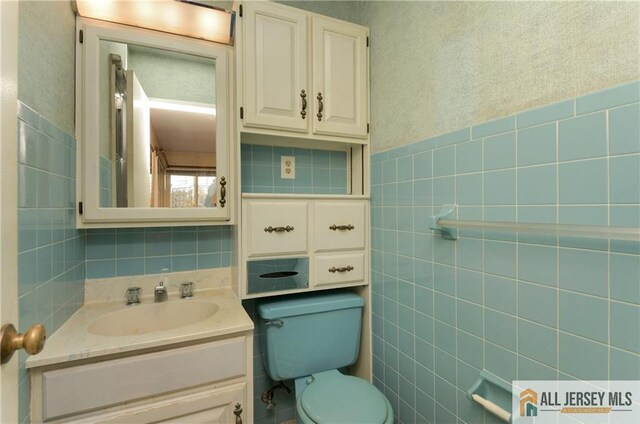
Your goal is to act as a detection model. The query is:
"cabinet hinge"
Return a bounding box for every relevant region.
[240,107,244,119]
[366,36,369,47]
[239,4,243,17]
[78,202,83,215]
[367,123,370,133]
[79,29,83,44]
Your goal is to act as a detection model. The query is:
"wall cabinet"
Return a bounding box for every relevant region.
[240,1,369,141]
[240,196,369,298]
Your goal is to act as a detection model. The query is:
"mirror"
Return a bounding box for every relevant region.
[78,19,231,225]
[99,41,218,208]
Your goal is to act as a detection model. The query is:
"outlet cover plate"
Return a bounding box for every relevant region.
[281,156,295,179]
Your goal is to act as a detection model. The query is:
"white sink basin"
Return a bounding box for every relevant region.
[88,301,219,336]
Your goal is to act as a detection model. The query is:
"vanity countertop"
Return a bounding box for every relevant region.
[26,288,253,369]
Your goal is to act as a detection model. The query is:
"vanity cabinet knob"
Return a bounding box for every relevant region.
[264,226,294,233]
[329,224,354,231]
[328,265,354,273]
[234,403,243,424]
[0,323,46,364]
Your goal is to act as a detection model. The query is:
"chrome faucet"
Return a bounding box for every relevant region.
[180,282,194,299]
[154,281,168,302]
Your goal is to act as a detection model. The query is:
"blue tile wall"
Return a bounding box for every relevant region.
[370,81,640,424]
[85,226,232,279]
[17,102,85,424]
[241,144,348,194]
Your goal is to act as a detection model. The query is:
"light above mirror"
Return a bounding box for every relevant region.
[73,0,236,45]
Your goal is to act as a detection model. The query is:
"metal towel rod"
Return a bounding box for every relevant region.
[430,205,640,241]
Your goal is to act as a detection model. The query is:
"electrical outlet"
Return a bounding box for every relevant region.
[281,156,295,179]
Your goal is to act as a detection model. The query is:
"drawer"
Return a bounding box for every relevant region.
[246,201,308,257]
[41,337,246,421]
[314,202,366,252]
[313,252,365,287]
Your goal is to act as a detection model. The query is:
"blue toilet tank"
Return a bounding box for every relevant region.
[257,292,364,381]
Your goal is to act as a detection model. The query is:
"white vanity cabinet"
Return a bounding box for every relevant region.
[240,196,369,298]
[239,1,369,141]
[29,334,252,423]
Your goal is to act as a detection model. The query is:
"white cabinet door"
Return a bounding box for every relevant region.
[243,2,309,132]
[84,383,246,424]
[312,17,368,138]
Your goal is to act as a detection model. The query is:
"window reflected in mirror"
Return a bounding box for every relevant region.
[98,40,217,209]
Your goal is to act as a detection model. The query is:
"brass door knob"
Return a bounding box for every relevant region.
[0,323,46,364]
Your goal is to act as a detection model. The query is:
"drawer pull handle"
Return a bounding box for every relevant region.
[317,92,323,121]
[264,226,294,233]
[264,319,284,328]
[300,89,307,119]
[328,265,354,273]
[329,224,355,231]
[234,403,243,424]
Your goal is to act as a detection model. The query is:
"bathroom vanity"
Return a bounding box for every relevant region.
[27,273,253,423]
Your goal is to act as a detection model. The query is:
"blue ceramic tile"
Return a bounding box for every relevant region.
[610,253,640,305]
[610,155,640,204]
[457,299,484,337]
[517,100,574,129]
[116,258,145,276]
[434,376,457,413]
[518,282,557,327]
[609,103,640,155]
[610,348,640,380]
[413,151,432,179]
[456,237,483,271]
[485,309,517,350]
[517,123,557,166]
[397,155,413,182]
[518,319,558,368]
[485,274,517,315]
[397,181,413,206]
[518,244,557,286]
[610,301,640,354]
[435,348,457,385]
[433,176,454,205]
[434,321,456,355]
[434,146,455,177]
[576,81,640,114]
[457,331,483,369]
[559,291,608,343]
[559,248,608,297]
[437,128,470,147]
[518,164,557,205]
[413,179,431,206]
[456,173,482,205]
[484,170,516,205]
[484,241,516,278]
[518,356,558,380]
[434,293,456,325]
[382,159,397,183]
[456,269,483,304]
[558,112,607,161]
[559,158,607,204]
[484,132,516,171]
[86,259,116,279]
[472,116,515,139]
[559,333,608,380]
[145,257,171,274]
[485,342,517,382]
[456,140,483,174]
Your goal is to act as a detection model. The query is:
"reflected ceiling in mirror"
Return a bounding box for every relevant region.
[99,40,218,209]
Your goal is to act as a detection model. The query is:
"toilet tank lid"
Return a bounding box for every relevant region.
[258,292,364,320]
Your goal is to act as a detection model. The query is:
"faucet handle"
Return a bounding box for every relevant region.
[126,287,141,305]
[180,282,194,298]
[155,281,165,292]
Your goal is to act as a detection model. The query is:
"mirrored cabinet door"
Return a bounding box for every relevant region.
[77,18,233,226]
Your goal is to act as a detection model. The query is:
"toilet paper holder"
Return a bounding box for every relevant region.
[467,369,513,423]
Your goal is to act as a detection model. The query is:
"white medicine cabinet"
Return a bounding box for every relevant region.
[238,1,370,141]
[75,18,235,227]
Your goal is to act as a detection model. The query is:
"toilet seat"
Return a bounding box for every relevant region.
[296,370,393,424]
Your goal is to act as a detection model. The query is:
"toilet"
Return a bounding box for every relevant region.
[258,291,394,424]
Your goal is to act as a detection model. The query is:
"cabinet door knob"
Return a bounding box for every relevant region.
[300,90,307,119]
[328,265,354,273]
[219,176,227,208]
[316,92,323,121]
[0,323,46,364]
[264,226,294,233]
[329,224,355,231]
